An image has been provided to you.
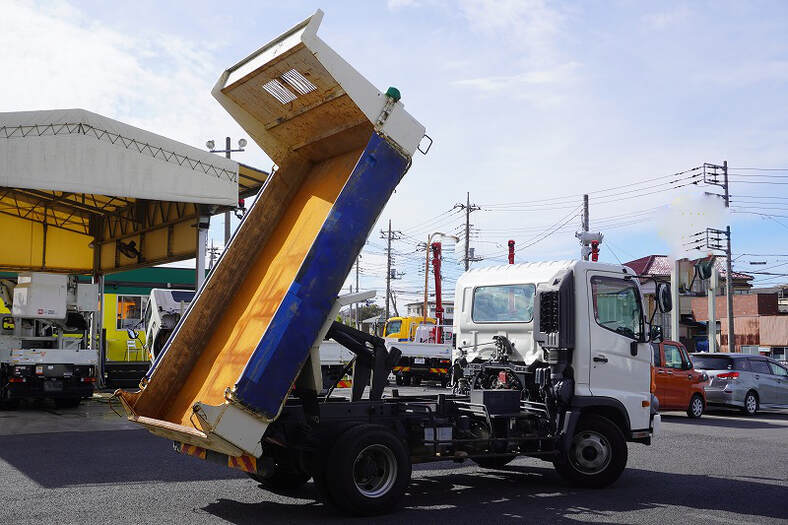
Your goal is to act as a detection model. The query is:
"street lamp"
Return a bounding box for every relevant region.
[206,137,247,245]
[423,232,459,324]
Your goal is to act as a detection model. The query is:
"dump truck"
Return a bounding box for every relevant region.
[117,11,665,516]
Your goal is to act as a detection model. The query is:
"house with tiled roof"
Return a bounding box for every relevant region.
[623,255,753,352]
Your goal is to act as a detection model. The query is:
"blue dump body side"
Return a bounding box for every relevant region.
[235,133,408,418]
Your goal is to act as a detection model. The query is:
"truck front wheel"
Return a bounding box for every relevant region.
[325,424,411,516]
[553,414,627,488]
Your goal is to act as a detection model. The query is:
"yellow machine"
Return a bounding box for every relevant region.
[383,316,436,341]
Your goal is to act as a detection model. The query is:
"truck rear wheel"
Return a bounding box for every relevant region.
[325,424,411,516]
[553,414,627,488]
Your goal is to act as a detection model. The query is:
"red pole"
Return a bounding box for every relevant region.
[431,242,443,344]
[508,240,515,264]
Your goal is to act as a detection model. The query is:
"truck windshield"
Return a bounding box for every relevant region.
[385,320,402,336]
[472,284,535,323]
[171,291,195,303]
[591,277,642,340]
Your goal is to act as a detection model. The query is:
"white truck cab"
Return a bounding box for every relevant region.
[138,289,196,361]
[454,260,665,444]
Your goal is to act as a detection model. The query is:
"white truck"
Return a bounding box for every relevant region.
[135,288,197,362]
[451,260,668,485]
[0,272,98,408]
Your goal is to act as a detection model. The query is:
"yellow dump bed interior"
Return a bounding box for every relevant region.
[161,149,362,426]
[117,14,375,426]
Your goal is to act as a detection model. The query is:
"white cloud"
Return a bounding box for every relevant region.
[458,0,564,59]
[0,0,250,157]
[387,0,422,9]
[644,6,692,29]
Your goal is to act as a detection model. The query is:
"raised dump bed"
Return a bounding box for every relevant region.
[116,10,425,457]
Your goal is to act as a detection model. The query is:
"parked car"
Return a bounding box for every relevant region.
[691,353,788,415]
[652,341,708,418]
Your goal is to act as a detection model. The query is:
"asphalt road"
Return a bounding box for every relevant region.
[0,387,786,525]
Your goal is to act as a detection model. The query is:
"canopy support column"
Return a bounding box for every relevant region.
[196,215,210,291]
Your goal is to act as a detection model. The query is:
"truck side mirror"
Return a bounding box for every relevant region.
[650,325,664,343]
[126,328,139,340]
[656,282,672,313]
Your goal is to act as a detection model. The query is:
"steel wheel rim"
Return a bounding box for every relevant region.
[746,395,757,413]
[692,398,703,417]
[570,430,611,475]
[353,444,397,498]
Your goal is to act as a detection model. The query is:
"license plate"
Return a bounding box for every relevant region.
[43,380,63,392]
[414,358,425,365]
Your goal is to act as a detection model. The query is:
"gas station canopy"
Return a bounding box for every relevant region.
[0,109,264,274]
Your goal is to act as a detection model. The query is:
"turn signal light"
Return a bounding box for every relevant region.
[717,372,739,380]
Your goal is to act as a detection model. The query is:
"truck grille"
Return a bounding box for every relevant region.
[540,291,560,333]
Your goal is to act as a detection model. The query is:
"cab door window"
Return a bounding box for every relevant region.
[590,276,643,340]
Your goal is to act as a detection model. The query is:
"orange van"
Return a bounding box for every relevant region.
[652,340,708,418]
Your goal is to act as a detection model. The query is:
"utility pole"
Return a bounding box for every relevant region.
[355,256,360,329]
[581,194,589,260]
[385,220,392,321]
[454,192,480,270]
[223,137,232,245]
[723,161,735,352]
[576,194,602,262]
[702,161,735,351]
[380,220,402,321]
[206,136,247,245]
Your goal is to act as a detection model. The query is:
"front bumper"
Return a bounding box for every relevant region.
[651,414,661,436]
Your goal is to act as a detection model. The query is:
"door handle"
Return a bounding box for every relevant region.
[593,355,608,363]
[657,370,666,374]
[755,375,760,380]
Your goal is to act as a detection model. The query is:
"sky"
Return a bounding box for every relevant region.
[2,0,787,312]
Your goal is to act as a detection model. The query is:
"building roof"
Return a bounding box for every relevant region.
[624,255,752,280]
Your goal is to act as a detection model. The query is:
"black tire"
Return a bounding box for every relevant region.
[54,398,81,409]
[401,375,412,387]
[686,394,704,419]
[472,454,517,469]
[553,414,627,488]
[325,424,411,516]
[395,374,405,386]
[742,390,759,416]
[411,376,422,387]
[440,376,450,388]
[247,462,310,491]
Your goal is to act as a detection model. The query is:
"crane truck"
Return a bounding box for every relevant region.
[1,273,98,408]
[117,11,666,516]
